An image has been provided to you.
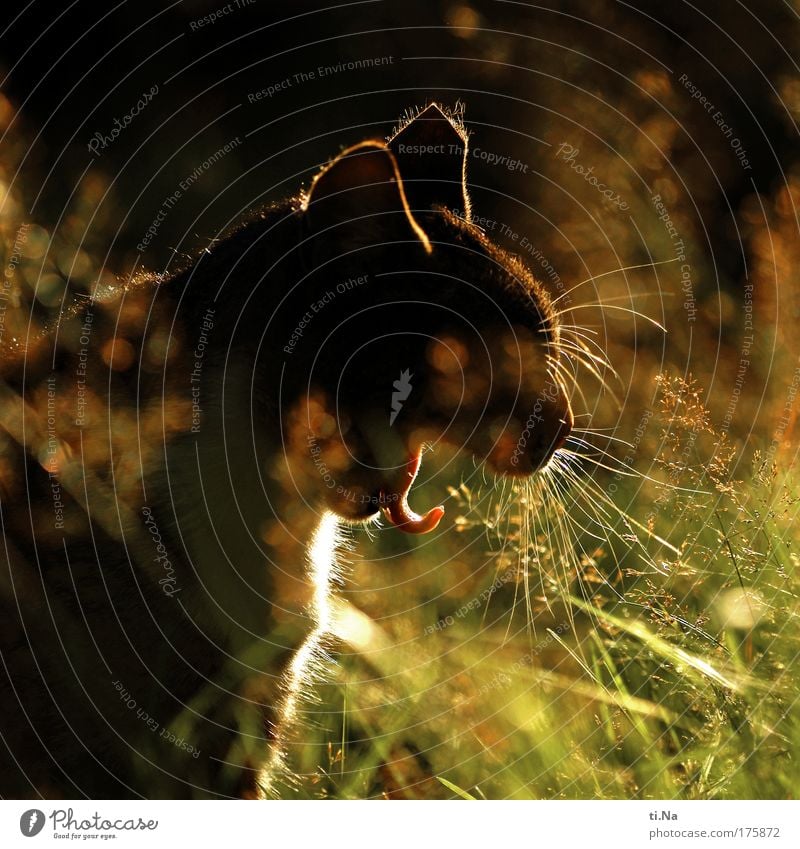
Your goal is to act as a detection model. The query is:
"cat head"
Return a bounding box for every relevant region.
[284,104,573,531]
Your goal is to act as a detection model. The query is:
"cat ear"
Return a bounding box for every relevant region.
[303,141,432,255]
[388,103,471,221]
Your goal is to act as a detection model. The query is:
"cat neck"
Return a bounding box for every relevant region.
[157,354,326,655]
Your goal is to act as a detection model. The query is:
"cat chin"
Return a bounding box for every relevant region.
[324,447,445,535]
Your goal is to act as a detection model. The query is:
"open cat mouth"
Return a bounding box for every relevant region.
[377,414,571,534]
[379,448,445,534]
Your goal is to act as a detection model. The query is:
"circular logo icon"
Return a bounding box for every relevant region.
[19,810,45,837]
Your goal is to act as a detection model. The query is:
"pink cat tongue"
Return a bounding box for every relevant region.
[381,449,445,534]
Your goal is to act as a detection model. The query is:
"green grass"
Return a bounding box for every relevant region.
[286,377,800,799]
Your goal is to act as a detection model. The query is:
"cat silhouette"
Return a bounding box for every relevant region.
[0,104,572,797]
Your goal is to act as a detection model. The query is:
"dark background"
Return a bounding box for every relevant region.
[3,0,798,288]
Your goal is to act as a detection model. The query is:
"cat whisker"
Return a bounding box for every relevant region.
[550,347,621,406]
[554,336,614,372]
[556,454,679,566]
[544,463,626,604]
[569,428,635,448]
[538,471,622,630]
[557,329,617,376]
[564,433,632,456]
[547,356,593,413]
[553,344,620,393]
[554,303,667,333]
[563,292,676,308]
[560,446,643,477]
[552,328,619,376]
[550,258,680,306]
[562,438,626,465]
[562,443,710,495]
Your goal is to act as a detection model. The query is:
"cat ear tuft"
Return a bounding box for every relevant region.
[388,103,471,221]
[304,141,431,255]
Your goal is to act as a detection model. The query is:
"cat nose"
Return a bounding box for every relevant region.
[528,408,572,471]
[483,402,573,476]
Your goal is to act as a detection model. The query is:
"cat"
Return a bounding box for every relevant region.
[0,104,572,798]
